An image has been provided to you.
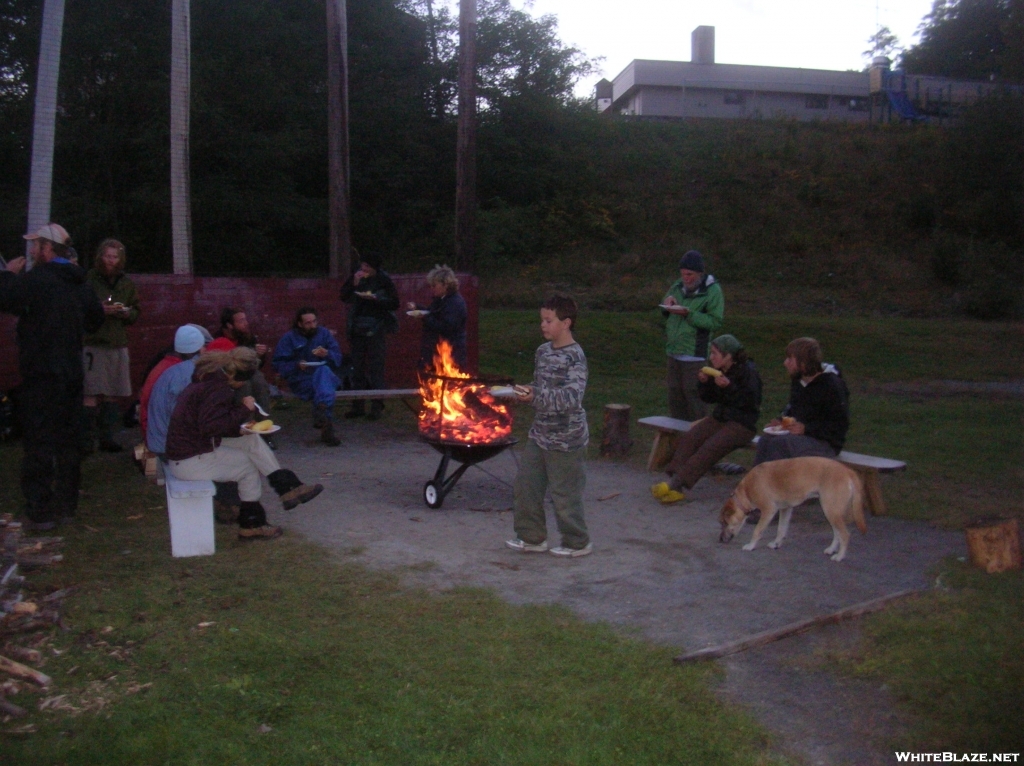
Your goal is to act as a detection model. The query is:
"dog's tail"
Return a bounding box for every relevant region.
[849,471,867,534]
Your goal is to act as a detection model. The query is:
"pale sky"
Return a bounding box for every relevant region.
[513,0,937,95]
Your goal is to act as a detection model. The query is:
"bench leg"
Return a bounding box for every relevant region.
[647,431,679,472]
[854,467,886,516]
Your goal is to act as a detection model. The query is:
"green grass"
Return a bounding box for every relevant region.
[481,309,1024,750]
[480,310,1023,526]
[0,448,777,765]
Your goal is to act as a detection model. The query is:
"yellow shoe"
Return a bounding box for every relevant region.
[651,482,671,499]
[660,490,686,504]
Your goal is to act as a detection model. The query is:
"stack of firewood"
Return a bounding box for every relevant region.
[1,515,68,720]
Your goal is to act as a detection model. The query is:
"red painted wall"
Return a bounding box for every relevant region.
[0,273,478,393]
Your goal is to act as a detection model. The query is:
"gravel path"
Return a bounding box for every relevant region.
[266,418,965,765]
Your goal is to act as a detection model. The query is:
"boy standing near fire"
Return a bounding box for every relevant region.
[506,294,592,558]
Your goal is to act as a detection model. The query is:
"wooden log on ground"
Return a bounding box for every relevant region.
[600,403,633,457]
[965,516,1021,574]
[0,655,52,687]
[674,589,923,664]
[2,646,41,665]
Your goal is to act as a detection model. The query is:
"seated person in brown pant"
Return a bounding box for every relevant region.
[651,334,761,504]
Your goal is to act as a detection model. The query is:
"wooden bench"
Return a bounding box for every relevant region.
[333,388,421,413]
[164,472,216,557]
[638,416,906,516]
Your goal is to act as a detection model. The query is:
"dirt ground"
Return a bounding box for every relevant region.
[261,414,965,766]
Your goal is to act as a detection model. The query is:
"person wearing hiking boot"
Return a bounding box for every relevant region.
[207,307,275,448]
[652,335,761,505]
[81,239,141,453]
[0,224,105,531]
[506,294,592,558]
[339,252,399,420]
[272,307,343,446]
[661,250,724,422]
[754,337,849,466]
[165,347,324,540]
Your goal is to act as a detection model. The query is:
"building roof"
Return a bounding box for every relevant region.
[611,59,870,107]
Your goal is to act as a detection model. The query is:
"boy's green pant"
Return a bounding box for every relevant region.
[513,440,589,550]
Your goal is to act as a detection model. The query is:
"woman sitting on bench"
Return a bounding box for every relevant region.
[652,335,762,504]
[165,347,324,541]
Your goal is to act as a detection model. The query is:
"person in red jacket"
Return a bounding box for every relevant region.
[164,347,323,541]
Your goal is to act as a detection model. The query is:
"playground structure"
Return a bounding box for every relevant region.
[868,56,1021,124]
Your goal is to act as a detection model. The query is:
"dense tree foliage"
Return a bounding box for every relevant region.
[900,0,1023,82]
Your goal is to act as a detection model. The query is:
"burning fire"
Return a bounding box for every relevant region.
[418,341,513,444]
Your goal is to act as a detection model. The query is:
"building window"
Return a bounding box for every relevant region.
[723,91,745,105]
[805,94,829,110]
[848,97,869,112]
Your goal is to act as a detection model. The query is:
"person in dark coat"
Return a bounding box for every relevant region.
[407,264,468,371]
[339,252,399,420]
[0,224,104,530]
[652,334,762,504]
[754,336,849,465]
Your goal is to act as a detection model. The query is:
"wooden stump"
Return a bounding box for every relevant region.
[600,403,633,458]
[965,516,1021,574]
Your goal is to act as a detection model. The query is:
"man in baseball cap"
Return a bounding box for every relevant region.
[145,324,214,457]
[0,223,105,531]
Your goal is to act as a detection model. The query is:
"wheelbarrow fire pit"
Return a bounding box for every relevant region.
[417,341,516,509]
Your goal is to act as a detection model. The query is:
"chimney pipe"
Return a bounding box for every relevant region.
[691,25,714,65]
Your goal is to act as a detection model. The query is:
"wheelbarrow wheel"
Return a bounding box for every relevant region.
[423,480,444,509]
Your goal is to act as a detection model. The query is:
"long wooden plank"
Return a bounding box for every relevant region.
[674,589,923,664]
[333,389,420,401]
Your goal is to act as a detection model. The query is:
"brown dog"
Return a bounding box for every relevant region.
[719,457,867,562]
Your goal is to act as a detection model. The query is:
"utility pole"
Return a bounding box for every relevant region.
[326,0,352,279]
[455,0,477,271]
[170,0,193,275]
[25,0,65,267]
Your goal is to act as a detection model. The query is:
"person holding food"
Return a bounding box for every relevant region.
[272,307,344,446]
[660,250,725,422]
[81,238,140,454]
[652,335,762,504]
[165,347,324,541]
[754,337,849,466]
[340,252,400,420]
[406,264,468,370]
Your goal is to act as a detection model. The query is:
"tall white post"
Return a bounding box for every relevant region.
[25,0,66,266]
[170,0,193,275]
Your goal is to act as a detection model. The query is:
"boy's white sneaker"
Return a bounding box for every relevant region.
[505,538,548,553]
[549,543,593,558]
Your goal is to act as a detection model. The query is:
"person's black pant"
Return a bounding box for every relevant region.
[349,333,387,413]
[19,375,83,522]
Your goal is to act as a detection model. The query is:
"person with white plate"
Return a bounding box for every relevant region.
[754,337,849,466]
[406,264,468,371]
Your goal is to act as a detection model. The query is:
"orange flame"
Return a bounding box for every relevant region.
[418,341,512,444]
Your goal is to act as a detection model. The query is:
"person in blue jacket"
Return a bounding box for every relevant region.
[272,307,343,446]
[407,264,468,371]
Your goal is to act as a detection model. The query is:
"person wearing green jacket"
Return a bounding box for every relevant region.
[82,239,141,453]
[660,250,725,421]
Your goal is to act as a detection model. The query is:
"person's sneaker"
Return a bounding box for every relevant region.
[321,423,340,447]
[505,538,548,553]
[651,481,671,499]
[712,461,746,476]
[238,525,283,541]
[660,489,686,504]
[280,483,324,510]
[550,543,593,558]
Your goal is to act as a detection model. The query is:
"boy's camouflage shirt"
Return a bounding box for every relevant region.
[528,341,588,452]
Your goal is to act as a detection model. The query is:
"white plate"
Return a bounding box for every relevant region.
[762,425,790,436]
[406,309,429,318]
[659,304,686,311]
[300,360,326,367]
[355,291,375,298]
[489,386,516,398]
[241,424,281,435]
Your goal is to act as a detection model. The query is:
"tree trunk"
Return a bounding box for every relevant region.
[455,0,477,270]
[326,0,351,280]
[600,403,633,457]
[170,0,193,275]
[965,516,1021,574]
[25,0,65,266]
